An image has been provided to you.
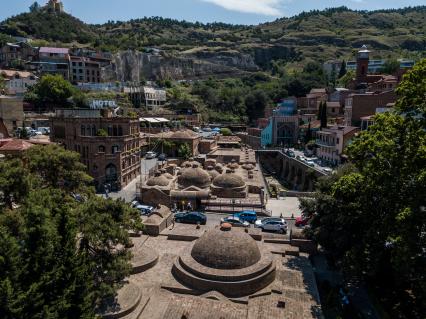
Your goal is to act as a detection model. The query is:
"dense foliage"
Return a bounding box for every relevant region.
[302,59,426,318]
[25,74,83,108]
[168,65,328,123]
[0,145,143,318]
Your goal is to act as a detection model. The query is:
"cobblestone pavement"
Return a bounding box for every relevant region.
[266,197,302,218]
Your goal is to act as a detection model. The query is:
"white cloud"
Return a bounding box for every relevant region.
[201,0,283,16]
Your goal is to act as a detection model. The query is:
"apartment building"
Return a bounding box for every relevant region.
[316,125,359,165]
[50,109,142,191]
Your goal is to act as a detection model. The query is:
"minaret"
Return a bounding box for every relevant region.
[356,45,370,84]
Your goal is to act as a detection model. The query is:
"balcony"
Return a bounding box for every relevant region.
[316,139,335,148]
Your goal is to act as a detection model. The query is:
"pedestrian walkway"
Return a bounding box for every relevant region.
[266,197,302,217]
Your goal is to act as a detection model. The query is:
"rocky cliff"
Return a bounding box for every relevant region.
[102,50,259,82]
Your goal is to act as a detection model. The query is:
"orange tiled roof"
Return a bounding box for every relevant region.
[0,139,34,152]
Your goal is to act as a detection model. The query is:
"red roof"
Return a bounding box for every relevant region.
[0,139,34,152]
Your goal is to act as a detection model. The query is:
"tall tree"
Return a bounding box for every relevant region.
[29,2,40,13]
[302,59,426,317]
[320,101,328,128]
[317,102,322,121]
[338,59,347,79]
[25,74,75,108]
[0,146,143,318]
[245,90,269,123]
[304,122,312,144]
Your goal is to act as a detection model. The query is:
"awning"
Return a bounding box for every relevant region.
[139,117,169,123]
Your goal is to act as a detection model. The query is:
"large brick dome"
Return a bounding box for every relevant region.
[178,165,211,189]
[212,172,245,189]
[191,227,261,269]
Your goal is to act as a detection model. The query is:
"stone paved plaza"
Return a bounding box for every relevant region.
[100,221,324,319]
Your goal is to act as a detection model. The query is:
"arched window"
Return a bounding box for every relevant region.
[92,125,96,136]
[107,125,112,136]
[81,125,86,136]
[113,125,118,136]
[98,145,105,153]
[105,164,117,182]
[118,126,123,136]
[112,145,119,154]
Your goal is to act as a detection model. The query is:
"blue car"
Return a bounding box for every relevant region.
[233,211,257,223]
[174,211,207,225]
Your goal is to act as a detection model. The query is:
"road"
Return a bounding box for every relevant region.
[166,211,297,234]
[106,158,158,202]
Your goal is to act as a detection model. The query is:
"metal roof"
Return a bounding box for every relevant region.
[139,117,169,123]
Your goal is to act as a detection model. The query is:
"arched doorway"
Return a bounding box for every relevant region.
[105,163,118,191]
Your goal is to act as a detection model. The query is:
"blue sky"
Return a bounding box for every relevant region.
[2,0,425,25]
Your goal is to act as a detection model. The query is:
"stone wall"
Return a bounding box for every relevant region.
[0,96,24,136]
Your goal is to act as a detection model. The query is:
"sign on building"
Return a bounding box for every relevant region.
[90,100,117,109]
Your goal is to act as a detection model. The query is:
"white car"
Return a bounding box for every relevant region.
[322,167,333,174]
[306,161,315,167]
[145,151,157,159]
[255,217,288,234]
[131,200,140,208]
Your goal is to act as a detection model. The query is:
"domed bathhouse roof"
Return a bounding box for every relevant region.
[212,171,245,189]
[146,172,170,187]
[206,165,220,179]
[171,130,198,140]
[242,163,255,171]
[172,226,276,297]
[191,227,261,269]
[177,165,211,189]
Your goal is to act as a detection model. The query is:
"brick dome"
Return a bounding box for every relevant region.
[146,172,170,187]
[178,166,211,189]
[191,227,261,269]
[212,172,245,189]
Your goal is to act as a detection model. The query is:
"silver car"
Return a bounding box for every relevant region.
[255,217,288,234]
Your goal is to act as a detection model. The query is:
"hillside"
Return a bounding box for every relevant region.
[0,11,96,44]
[0,6,425,76]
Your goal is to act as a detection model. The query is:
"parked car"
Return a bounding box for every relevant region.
[287,150,295,158]
[220,216,250,228]
[233,211,257,223]
[136,204,154,216]
[145,151,157,159]
[174,211,207,225]
[295,214,311,227]
[322,167,333,174]
[306,161,315,167]
[158,153,167,161]
[131,200,140,208]
[255,218,287,233]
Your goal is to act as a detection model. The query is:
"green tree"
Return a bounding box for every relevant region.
[24,144,93,194]
[303,62,426,317]
[320,101,328,128]
[304,122,312,144]
[0,159,29,209]
[0,74,5,92]
[220,128,232,136]
[245,90,269,123]
[177,143,192,159]
[29,2,40,12]
[380,59,400,75]
[338,59,347,79]
[0,147,143,318]
[25,74,75,108]
[394,58,426,121]
[338,70,355,88]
